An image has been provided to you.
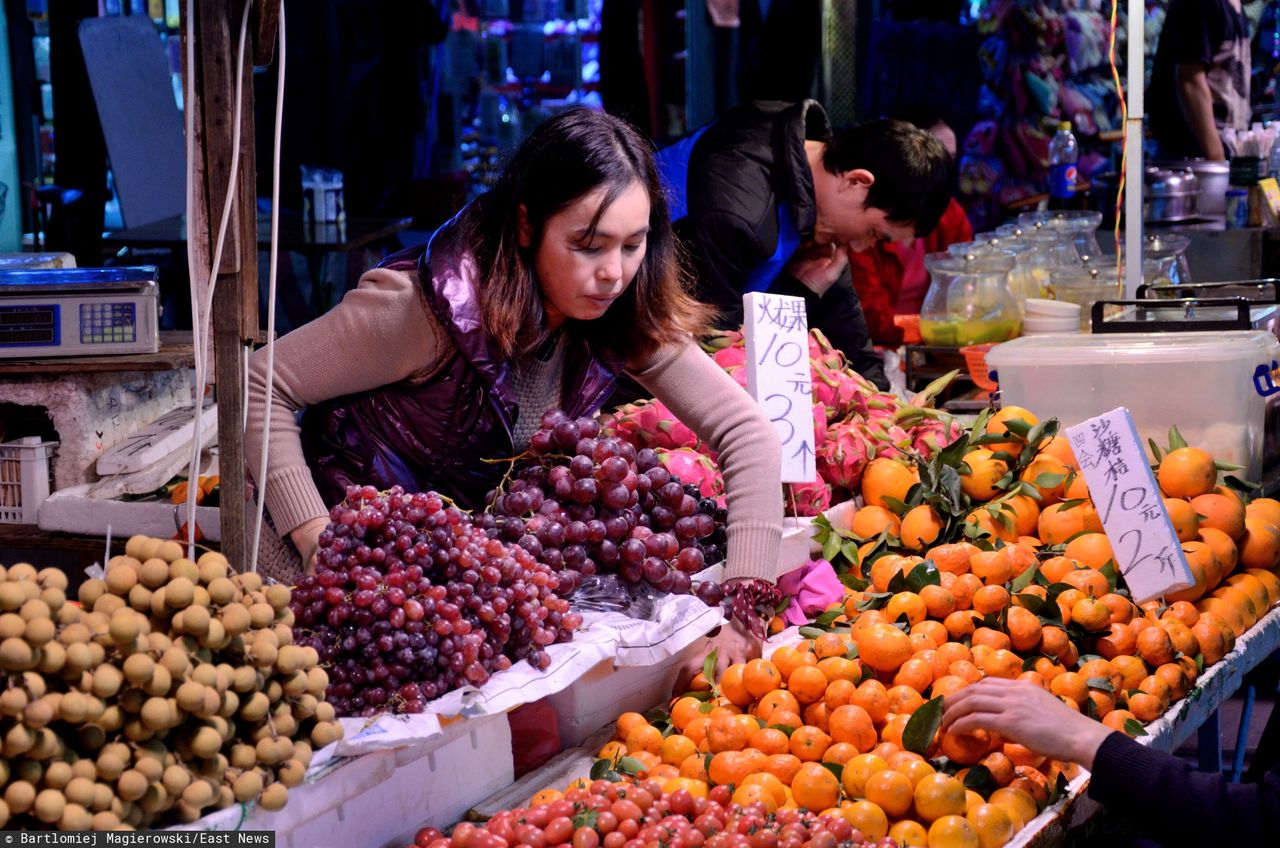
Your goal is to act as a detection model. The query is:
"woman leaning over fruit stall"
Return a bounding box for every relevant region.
[244,107,784,668]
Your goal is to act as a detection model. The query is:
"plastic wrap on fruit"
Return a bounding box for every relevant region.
[570,573,661,621]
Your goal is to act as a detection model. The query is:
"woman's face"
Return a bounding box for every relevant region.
[523,180,650,330]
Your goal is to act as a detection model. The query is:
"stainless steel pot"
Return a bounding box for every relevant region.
[1155,158,1229,217]
[1145,167,1200,222]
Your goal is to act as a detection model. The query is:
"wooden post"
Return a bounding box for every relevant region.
[185,0,260,568]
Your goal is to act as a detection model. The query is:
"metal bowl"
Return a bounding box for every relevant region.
[1154,158,1229,217]
[1145,167,1200,222]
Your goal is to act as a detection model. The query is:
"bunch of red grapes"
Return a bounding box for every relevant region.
[479,411,727,606]
[291,485,581,717]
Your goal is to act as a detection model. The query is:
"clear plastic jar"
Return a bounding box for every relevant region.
[919,252,1021,346]
[1142,233,1193,287]
[1099,233,1194,289]
[1018,210,1103,260]
[1048,265,1123,330]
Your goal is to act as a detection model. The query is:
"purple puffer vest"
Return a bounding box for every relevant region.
[300,216,623,509]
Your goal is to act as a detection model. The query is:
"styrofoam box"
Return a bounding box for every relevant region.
[38,483,221,541]
[548,635,711,748]
[178,713,513,848]
[286,712,514,848]
[169,746,396,839]
[987,331,1280,480]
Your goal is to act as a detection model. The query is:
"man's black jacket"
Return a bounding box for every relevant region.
[672,100,888,389]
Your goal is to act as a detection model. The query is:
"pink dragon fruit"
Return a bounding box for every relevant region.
[785,477,832,517]
[870,423,913,461]
[713,345,748,370]
[832,371,871,418]
[911,417,965,458]
[722,365,748,389]
[811,402,829,446]
[703,328,744,351]
[605,399,700,450]
[809,364,840,414]
[807,329,845,372]
[656,447,724,497]
[816,421,873,490]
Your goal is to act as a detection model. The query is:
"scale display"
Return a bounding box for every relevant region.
[0,304,60,347]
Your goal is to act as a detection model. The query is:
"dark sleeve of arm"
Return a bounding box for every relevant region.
[675,210,768,332]
[1088,731,1280,844]
[1165,0,1217,66]
[771,268,888,389]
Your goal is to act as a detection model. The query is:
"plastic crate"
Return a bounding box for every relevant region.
[0,438,57,524]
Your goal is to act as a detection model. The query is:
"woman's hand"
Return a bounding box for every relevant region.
[290,517,328,574]
[673,617,763,694]
[941,677,1115,770]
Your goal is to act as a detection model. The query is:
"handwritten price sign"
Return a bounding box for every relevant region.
[743,292,816,484]
[1065,408,1195,604]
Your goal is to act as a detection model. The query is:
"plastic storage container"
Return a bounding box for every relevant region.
[0,438,56,524]
[986,331,1280,480]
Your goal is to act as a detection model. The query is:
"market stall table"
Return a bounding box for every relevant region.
[102,213,414,312]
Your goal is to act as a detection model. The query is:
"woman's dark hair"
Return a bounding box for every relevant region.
[459,108,711,365]
[823,118,954,236]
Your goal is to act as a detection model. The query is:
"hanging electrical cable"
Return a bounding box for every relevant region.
[250,0,287,572]
[1108,0,1127,294]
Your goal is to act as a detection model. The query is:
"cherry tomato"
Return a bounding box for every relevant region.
[603,833,627,848]
[594,812,619,835]
[490,819,517,845]
[514,825,546,848]
[573,828,600,848]
[545,817,574,845]
[612,800,642,824]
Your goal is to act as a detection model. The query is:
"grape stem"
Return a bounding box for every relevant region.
[480,450,568,514]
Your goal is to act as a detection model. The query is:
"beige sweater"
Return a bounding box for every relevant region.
[244,266,783,581]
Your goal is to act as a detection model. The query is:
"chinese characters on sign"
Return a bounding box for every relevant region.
[1065,408,1195,604]
[743,293,817,483]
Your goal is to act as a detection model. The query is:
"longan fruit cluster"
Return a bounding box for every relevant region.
[0,536,343,830]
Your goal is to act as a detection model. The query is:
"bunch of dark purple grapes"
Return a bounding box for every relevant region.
[479,411,728,607]
[289,485,582,717]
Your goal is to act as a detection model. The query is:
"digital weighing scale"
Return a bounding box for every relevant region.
[0,266,160,358]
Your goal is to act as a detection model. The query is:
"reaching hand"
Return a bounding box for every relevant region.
[290,517,328,574]
[785,241,849,296]
[941,677,1116,770]
[673,617,763,694]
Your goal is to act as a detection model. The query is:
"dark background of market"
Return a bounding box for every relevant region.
[2,1,1279,831]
